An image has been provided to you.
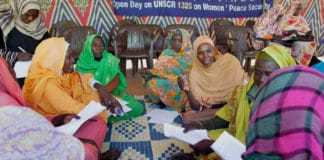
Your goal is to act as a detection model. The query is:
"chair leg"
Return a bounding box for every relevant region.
[131,58,138,77]
[120,58,127,77]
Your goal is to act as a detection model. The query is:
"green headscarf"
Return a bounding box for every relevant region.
[76,34,127,95]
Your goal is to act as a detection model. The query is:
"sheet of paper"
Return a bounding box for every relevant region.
[211,131,246,160]
[146,109,179,124]
[163,123,210,145]
[106,96,132,117]
[13,60,32,78]
[56,101,106,135]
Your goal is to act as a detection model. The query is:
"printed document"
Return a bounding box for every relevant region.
[13,60,32,78]
[163,123,210,145]
[56,101,106,135]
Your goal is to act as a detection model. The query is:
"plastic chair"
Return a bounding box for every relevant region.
[115,24,154,77]
[63,26,96,59]
[107,19,135,55]
[49,20,78,37]
[209,19,234,53]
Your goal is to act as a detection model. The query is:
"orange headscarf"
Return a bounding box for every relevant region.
[189,36,245,105]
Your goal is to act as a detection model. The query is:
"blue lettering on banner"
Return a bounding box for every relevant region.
[112,0,273,18]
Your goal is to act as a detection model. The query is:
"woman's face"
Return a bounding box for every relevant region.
[197,43,216,67]
[171,34,182,52]
[91,37,105,59]
[62,46,75,73]
[21,9,39,24]
[254,59,280,87]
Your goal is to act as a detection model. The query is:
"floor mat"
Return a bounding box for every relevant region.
[102,95,193,160]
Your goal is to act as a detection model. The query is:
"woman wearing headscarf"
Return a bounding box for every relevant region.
[22,37,122,160]
[0,0,48,54]
[242,66,324,159]
[0,56,121,160]
[76,34,144,122]
[178,36,245,120]
[0,0,49,87]
[274,0,316,66]
[173,44,296,160]
[142,29,194,112]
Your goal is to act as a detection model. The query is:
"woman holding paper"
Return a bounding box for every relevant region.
[22,37,124,159]
[243,66,324,159]
[172,44,296,160]
[76,34,144,122]
[0,0,49,56]
[0,57,121,160]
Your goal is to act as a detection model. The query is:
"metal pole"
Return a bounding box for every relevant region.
[262,0,266,12]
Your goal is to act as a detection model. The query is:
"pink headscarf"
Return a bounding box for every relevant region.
[0,57,27,106]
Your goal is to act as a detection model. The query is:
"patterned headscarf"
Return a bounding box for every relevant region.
[0,106,84,159]
[243,66,324,159]
[0,0,47,40]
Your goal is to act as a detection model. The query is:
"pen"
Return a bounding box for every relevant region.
[18,46,27,53]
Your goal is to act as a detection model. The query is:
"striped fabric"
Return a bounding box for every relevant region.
[243,66,324,160]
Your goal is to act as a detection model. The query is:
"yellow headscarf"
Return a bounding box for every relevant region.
[225,44,296,143]
[22,37,67,108]
[189,36,245,105]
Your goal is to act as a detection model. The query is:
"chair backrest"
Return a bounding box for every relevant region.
[117,24,152,53]
[144,24,165,56]
[165,24,200,44]
[49,20,78,37]
[63,26,96,59]
[227,26,256,63]
[209,19,235,47]
[107,19,135,54]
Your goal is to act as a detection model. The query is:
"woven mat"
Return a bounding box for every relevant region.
[102,95,193,160]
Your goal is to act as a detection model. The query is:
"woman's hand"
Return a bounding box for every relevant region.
[94,82,123,113]
[178,75,189,91]
[52,114,80,127]
[16,52,33,61]
[190,139,214,155]
[183,121,203,133]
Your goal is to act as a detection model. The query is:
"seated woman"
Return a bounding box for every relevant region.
[243,66,324,159]
[273,0,316,66]
[0,0,49,87]
[21,38,123,159]
[0,57,120,160]
[252,4,284,49]
[75,34,144,122]
[172,44,296,160]
[141,29,194,112]
[178,36,245,121]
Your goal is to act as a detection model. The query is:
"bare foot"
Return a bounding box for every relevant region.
[100,148,121,160]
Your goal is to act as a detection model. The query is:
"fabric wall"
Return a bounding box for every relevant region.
[40,0,323,55]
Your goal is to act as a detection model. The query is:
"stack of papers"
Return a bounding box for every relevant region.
[56,101,106,135]
[146,109,179,124]
[211,131,246,160]
[163,123,210,145]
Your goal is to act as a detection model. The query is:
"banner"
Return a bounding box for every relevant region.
[112,0,274,18]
